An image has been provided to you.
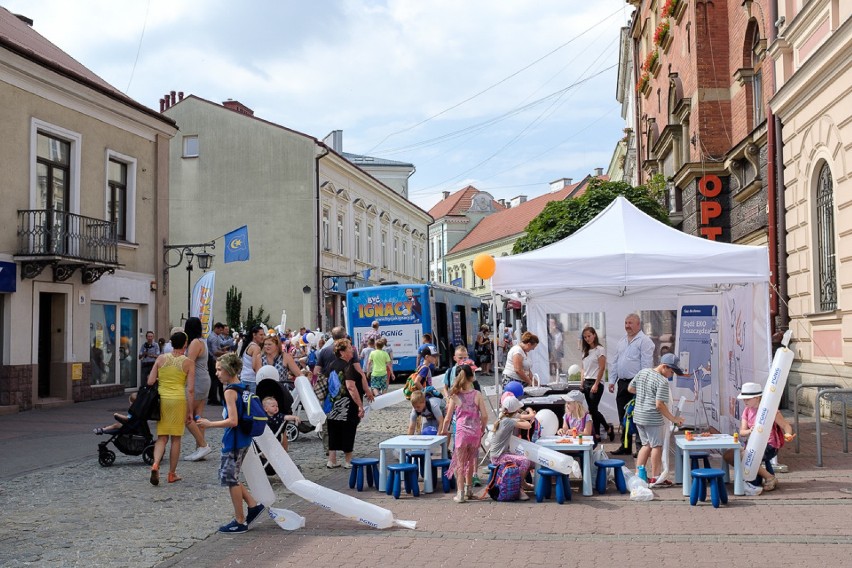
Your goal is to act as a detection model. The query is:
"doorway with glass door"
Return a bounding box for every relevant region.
[90,304,139,389]
[37,292,67,400]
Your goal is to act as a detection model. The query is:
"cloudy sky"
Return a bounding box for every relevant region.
[5,0,634,210]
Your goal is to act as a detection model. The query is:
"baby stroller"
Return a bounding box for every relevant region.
[97,385,158,467]
[255,374,313,475]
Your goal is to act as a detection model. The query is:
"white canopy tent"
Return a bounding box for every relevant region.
[491,196,772,431]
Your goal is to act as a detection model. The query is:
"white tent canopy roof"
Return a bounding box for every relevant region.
[492,196,769,296]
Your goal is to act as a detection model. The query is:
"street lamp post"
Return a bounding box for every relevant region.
[163,240,215,319]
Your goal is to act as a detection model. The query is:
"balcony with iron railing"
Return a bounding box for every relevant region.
[15,209,121,283]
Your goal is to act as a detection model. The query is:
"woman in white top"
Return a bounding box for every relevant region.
[501,331,539,388]
[580,326,614,442]
[239,325,264,393]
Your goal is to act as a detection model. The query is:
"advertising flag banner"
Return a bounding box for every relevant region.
[190,271,215,338]
[224,225,250,263]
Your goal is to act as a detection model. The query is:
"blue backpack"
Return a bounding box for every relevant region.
[227,384,268,437]
[323,369,343,414]
[486,461,522,501]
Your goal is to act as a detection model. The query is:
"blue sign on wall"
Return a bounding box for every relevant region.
[0,262,16,292]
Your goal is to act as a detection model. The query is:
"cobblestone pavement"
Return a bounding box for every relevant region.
[2,388,852,567]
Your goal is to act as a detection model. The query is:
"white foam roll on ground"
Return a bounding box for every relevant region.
[742,331,794,482]
[368,387,407,411]
[509,437,580,478]
[294,375,327,426]
[253,427,306,485]
[242,444,277,506]
[289,479,416,530]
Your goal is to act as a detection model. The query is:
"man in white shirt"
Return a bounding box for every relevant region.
[608,313,655,456]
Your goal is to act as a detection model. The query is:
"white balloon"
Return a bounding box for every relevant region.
[256,365,279,383]
[536,408,559,437]
[242,443,277,506]
[306,332,318,346]
[294,375,327,426]
[567,364,581,380]
[368,388,407,411]
[509,437,580,478]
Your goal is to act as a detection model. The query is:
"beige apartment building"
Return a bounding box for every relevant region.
[0,9,176,410]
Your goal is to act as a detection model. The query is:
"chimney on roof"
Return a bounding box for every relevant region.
[14,14,33,26]
[595,167,604,176]
[498,199,507,208]
[222,99,254,116]
[510,195,527,207]
[549,178,572,192]
[322,130,343,152]
[442,191,450,200]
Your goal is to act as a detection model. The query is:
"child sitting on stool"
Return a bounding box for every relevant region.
[724,382,795,494]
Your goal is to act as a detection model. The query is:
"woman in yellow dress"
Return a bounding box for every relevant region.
[147,331,195,485]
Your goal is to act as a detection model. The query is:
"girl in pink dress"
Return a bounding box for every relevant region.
[440,364,489,503]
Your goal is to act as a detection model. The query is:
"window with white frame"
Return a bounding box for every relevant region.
[355,221,361,259]
[367,225,373,263]
[322,209,330,250]
[106,151,137,243]
[183,135,199,158]
[337,213,344,255]
[381,231,388,268]
[402,241,407,274]
[816,162,836,312]
[393,237,399,271]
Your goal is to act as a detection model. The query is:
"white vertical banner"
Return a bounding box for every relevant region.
[673,294,721,431]
[721,285,754,434]
[190,271,215,338]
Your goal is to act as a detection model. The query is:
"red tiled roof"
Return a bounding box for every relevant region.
[428,185,506,219]
[448,177,591,254]
[0,7,172,124]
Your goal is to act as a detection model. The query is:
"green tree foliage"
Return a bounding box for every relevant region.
[225,285,242,331]
[243,305,271,331]
[513,178,670,253]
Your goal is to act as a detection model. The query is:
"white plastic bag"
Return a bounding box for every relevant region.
[630,486,654,501]
[591,446,614,483]
[623,466,648,491]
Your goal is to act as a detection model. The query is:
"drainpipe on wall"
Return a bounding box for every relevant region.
[632,19,643,186]
[770,0,789,336]
[315,144,329,330]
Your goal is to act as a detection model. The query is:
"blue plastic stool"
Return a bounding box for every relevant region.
[690,451,712,470]
[534,467,571,503]
[594,458,627,494]
[386,463,420,499]
[348,457,380,492]
[406,450,428,478]
[690,468,728,508]
[430,458,456,493]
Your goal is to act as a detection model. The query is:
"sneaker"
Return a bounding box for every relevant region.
[744,481,764,496]
[326,461,341,469]
[245,504,265,526]
[343,462,352,469]
[194,446,212,461]
[763,476,778,492]
[218,519,248,534]
[183,448,201,462]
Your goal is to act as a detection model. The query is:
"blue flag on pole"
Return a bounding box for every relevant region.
[224,225,250,263]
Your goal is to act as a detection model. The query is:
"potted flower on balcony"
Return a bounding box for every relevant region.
[636,71,651,96]
[641,49,661,78]
[662,0,687,22]
[654,19,673,51]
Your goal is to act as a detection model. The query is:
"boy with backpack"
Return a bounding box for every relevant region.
[196,352,265,534]
[407,390,446,435]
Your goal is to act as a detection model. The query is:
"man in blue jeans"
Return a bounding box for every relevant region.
[608,313,655,455]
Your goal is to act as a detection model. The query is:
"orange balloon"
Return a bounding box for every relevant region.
[472,254,496,279]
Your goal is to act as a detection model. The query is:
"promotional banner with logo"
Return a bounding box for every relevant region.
[190,271,215,338]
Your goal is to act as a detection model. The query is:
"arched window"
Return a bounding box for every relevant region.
[751,26,765,126]
[816,162,836,311]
